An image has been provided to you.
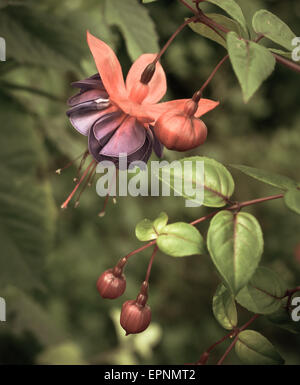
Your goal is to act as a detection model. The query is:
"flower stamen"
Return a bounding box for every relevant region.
[55,150,89,175]
[74,161,98,208]
[61,159,96,209]
[73,149,90,183]
[98,168,117,217]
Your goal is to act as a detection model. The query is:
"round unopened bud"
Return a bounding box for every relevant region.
[97,268,126,299]
[154,110,207,151]
[120,300,151,335]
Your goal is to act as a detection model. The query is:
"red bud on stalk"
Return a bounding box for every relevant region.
[97,266,126,299]
[154,99,207,151]
[120,281,151,335]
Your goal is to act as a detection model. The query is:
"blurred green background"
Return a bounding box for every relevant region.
[0,0,299,365]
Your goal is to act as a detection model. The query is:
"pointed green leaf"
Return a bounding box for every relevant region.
[135,212,168,241]
[284,189,300,215]
[236,267,286,314]
[206,0,247,33]
[227,31,276,102]
[188,13,247,48]
[213,284,238,330]
[105,0,159,61]
[230,164,297,190]
[253,10,296,51]
[235,330,284,365]
[157,222,204,257]
[156,156,235,208]
[207,211,263,295]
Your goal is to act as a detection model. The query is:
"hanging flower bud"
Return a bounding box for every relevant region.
[96,267,126,299]
[120,281,151,335]
[153,99,207,151]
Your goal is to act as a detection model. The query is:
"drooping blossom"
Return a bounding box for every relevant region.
[67,31,219,168]
[62,32,219,210]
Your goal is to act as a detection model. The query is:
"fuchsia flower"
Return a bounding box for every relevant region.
[67,32,219,168]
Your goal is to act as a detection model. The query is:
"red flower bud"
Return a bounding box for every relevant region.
[97,268,126,299]
[120,299,151,335]
[154,104,207,151]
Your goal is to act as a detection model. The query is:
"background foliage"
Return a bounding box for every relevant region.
[0,0,299,364]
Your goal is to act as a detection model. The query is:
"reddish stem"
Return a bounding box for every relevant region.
[179,0,198,15]
[191,193,284,226]
[198,54,229,95]
[199,13,230,34]
[124,240,157,262]
[154,16,199,64]
[199,330,235,361]
[216,334,240,365]
[273,53,300,74]
[145,246,159,283]
[190,209,220,226]
[233,194,284,210]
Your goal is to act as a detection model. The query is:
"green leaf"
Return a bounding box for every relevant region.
[0,91,56,289]
[142,0,157,3]
[284,189,300,215]
[157,222,204,257]
[213,284,238,330]
[135,219,157,241]
[156,156,235,208]
[235,330,284,365]
[0,6,85,70]
[105,0,159,61]
[227,31,276,102]
[188,13,247,49]
[153,212,168,233]
[230,164,297,190]
[268,301,300,334]
[252,10,296,51]
[207,211,263,295]
[236,267,286,315]
[206,0,247,33]
[135,212,168,241]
